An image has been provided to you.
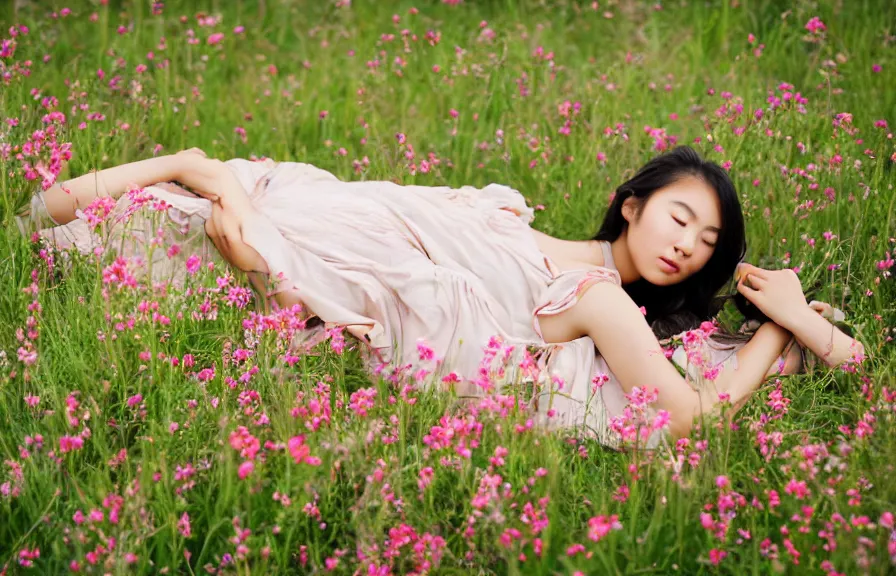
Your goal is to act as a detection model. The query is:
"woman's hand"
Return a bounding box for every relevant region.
[808,300,846,322]
[175,147,208,160]
[735,263,809,330]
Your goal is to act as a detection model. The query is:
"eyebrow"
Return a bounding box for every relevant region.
[671,200,721,233]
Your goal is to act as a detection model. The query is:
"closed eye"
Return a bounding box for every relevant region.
[672,215,717,246]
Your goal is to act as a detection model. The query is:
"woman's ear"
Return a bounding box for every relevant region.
[621,196,638,223]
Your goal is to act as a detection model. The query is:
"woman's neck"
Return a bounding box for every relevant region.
[607,235,640,285]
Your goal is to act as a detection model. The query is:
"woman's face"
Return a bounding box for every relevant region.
[622,176,722,286]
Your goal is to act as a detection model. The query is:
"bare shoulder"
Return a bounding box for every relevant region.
[530,228,608,273]
[537,281,637,344]
[530,228,570,256]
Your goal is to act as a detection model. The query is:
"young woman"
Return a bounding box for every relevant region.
[22,146,864,448]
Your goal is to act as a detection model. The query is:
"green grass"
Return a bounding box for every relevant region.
[1,0,895,574]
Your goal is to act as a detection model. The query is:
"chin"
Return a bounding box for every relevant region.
[648,274,679,286]
[642,265,681,286]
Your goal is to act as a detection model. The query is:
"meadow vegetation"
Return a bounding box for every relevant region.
[1,0,895,573]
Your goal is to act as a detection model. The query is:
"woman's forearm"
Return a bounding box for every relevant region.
[697,321,794,413]
[782,306,865,368]
[40,155,185,224]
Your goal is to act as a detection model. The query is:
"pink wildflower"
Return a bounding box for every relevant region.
[238,460,255,480]
[418,466,435,491]
[185,255,202,275]
[417,338,435,361]
[228,426,261,460]
[708,548,728,565]
[178,512,192,537]
[785,478,811,500]
[348,387,377,417]
[805,17,826,34]
[587,514,622,542]
[75,196,117,229]
[288,435,321,466]
[59,435,84,453]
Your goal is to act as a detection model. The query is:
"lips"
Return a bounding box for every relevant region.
[659,257,680,273]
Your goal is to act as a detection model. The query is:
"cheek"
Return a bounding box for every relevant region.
[686,249,714,275]
[699,242,717,263]
[629,220,658,256]
[631,217,670,270]
[644,213,679,246]
[647,211,676,235]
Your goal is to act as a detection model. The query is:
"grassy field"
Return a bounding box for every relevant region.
[1,0,895,573]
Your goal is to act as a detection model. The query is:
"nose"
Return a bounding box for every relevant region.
[674,233,696,257]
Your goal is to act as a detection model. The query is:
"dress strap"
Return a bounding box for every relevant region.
[532,264,622,341]
[599,241,615,271]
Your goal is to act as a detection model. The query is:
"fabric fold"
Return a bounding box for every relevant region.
[30,157,763,450]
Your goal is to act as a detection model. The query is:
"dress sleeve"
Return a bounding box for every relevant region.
[532,267,621,341]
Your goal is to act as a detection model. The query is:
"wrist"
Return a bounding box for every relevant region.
[779,305,814,333]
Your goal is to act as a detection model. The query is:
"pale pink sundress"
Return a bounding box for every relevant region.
[30,158,749,449]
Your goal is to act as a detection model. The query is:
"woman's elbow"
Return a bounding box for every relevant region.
[667,415,693,442]
[779,343,806,376]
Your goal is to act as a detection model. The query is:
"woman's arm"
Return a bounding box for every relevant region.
[39,154,186,224]
[718,322,800,414]
[38,151,276,305]
[565,283,796,440]
[736,264,865,369]
[180,157,271,275]
[780,307,864,368]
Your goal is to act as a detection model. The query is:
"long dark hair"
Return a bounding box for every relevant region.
[593,146,766,340]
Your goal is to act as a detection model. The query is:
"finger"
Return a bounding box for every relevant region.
[737,272,761,293]
[736,276,758,296]
[744,273,768,291]
[736,263,769,282]
[205,217,232,264]
[808,300,828,314]
[181,147,207,157]
[809,300,839,321]
[204,217,221,245]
